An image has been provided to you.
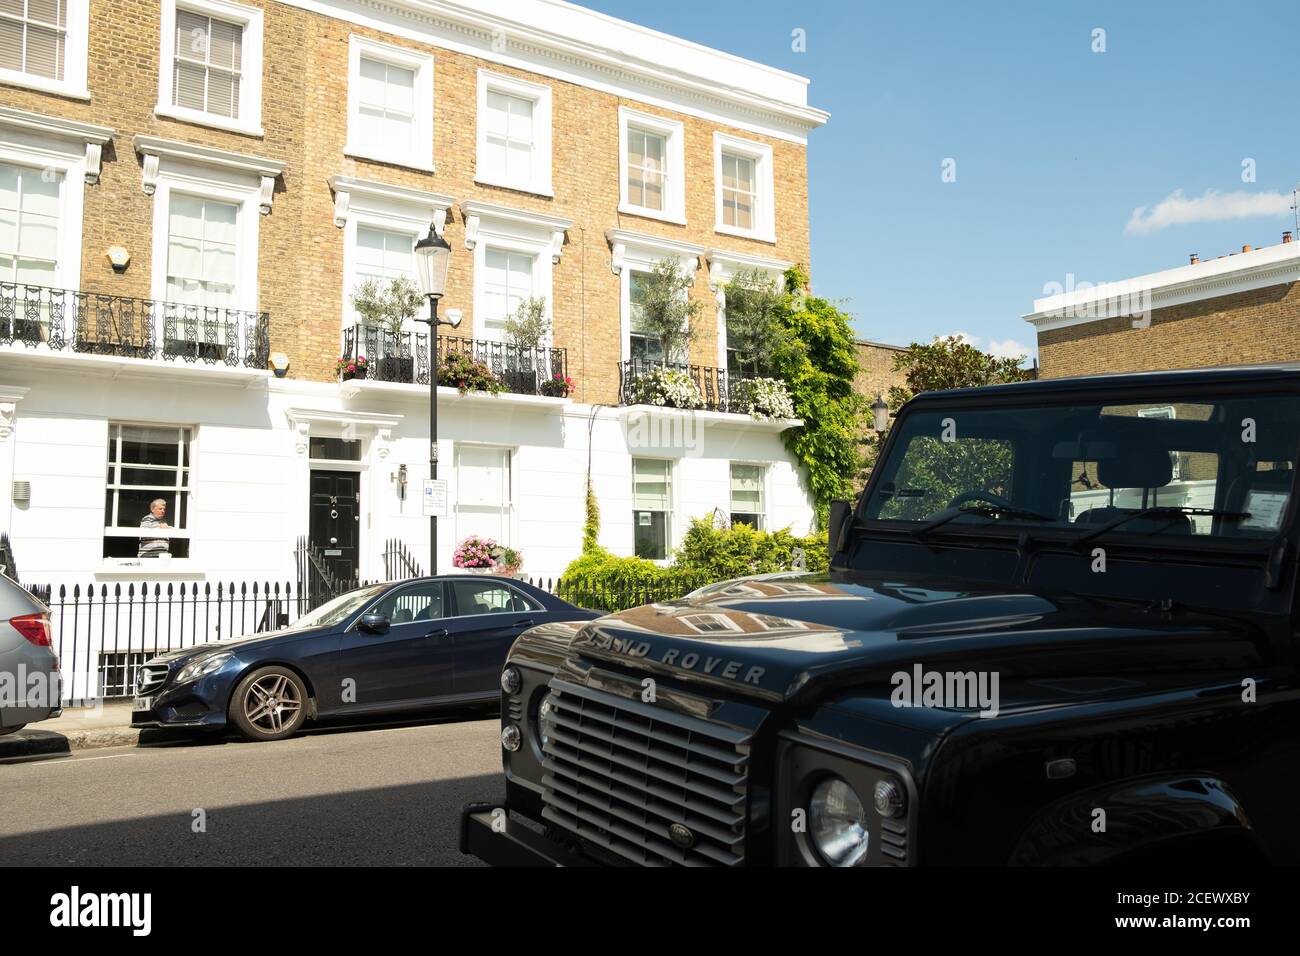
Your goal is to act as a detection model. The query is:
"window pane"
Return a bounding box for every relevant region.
[374,583,444,624]
[730,464,763,512]
[633,458,670,509]
[119,425,182,465]
[451,581,538,616]
[634,510,668,560]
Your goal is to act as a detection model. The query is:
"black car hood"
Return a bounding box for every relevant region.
[563,571,1265,705]
[146,624,334,664]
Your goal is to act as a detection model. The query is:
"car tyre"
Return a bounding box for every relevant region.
[0,724,26,736]
[229,666,309,742]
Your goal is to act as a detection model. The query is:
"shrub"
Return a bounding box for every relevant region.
[729,377,795,420]
[624,366,701,409]
[672,517,828,579]
[440,351,504,395]
[555,547,707,611]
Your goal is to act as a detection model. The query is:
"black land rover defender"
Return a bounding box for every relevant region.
[460,365,1300,866]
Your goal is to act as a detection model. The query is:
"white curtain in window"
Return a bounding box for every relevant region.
[355,57,415,157]
[730,464,763,514]
[483,90,533,183]
[166,194,238,308]
[633,458,670,511]
[482,248,533,341]
[0,160,61,286]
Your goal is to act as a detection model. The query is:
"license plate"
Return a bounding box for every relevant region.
[132,696,153,713]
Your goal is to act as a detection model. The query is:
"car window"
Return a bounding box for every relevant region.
[450,580,540,616]
[371,583,444,626]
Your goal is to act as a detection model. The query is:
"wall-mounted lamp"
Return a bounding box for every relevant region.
[269,352,290,377]
[105,246,130,273]
[871,394,890,434]
[392,463,408,501]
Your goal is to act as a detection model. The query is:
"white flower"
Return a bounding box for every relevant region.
[626,366,702,409]
[729,377,795,420]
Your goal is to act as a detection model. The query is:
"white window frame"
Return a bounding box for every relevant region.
[713,132,775,243]
[631,456,675,563]
[475,69,552,197]
[0,0,90,100]
[345,35,435,173]
[0,134,89,294]
[102,422,196,566]
[608,230,703,364]
[618,107,685,225]
[729,461,768,530]
[463,201,569,344]
[148,171,260,315]
[156,0,263,137]
[453,443,516,548]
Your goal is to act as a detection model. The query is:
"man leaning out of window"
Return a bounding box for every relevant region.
[139,499,171,558]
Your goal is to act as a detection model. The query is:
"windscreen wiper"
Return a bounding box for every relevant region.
[914,503,1054,537]
[1074,506,1251,549]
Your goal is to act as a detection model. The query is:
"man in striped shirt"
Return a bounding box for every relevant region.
[138,499,171,558]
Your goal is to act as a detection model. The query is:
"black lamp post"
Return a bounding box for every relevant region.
[413,223,456,575]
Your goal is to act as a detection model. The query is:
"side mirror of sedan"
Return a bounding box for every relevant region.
[358,613,390,634]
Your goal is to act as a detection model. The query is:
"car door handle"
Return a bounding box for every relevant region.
[423,628,449,638]
[512,619,535,628]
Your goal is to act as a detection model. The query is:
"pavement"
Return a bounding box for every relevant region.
[0,710,503,865]
[0,701,142,759]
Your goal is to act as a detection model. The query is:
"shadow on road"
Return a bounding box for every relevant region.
[0,772,504,866]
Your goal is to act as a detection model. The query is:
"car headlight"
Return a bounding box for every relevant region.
[175,652,234,685]
[500,665,522,695]
[809,776,870,866]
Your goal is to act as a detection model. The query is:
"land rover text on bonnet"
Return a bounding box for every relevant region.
[460,364,1300,866]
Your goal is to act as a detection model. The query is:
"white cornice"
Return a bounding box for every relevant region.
[706,249,792,305]
[460,199,572,262]
[606,229,706,276]
[272,0,828,143]
[1024,242,1300,333]
[328,175,455,231]
[134,135,286,213]
[0,105,114,183]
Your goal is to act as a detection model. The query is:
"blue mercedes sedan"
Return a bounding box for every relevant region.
[130,575,600,741]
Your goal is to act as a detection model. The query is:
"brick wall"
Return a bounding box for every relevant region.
[0,0,813,403]
[1037,281,1300,378]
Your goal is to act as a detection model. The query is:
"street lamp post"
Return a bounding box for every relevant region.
[413,223,456,575]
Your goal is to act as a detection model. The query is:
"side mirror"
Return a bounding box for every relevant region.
[828,499,853,559]
[358,613,390,634]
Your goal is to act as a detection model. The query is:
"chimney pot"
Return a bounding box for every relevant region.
[1243,244,1253,253]
[1285,231,1293,243]
[1189,253,1199,264]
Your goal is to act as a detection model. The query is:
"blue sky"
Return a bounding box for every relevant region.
[581,0,1300,361]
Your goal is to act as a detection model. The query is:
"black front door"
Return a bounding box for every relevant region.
[310,470,360,585]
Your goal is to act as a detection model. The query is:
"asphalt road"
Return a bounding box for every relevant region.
[0,711,504,866]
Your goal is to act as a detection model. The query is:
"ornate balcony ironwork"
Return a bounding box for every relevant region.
[340,324,568,397]
[0,282,271,370]
[617,358,733,412]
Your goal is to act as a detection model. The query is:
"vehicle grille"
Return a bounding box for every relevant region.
[540,679,752,866]
[135,663,169,696]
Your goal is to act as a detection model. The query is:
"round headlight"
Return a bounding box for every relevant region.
[873,778,906,818]
[501,724,522,752]
[809,777,870,866]
[500,666,522,695]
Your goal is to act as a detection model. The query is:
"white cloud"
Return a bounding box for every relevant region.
[986,338,1031,359]
[1124,188,1292,235]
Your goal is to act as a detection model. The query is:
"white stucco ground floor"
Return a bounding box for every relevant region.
[0,351,814,592]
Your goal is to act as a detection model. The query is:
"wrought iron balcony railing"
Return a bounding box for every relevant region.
[0,283,270,369]
[341,324,568,397]
[618,358,732,412]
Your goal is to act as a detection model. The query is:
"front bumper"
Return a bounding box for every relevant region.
[459,802,593,867]
[130,678,230,730]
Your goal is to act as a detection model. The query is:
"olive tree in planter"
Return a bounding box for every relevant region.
[504,296,549,392]
[348,276,424,382]
[636,257,700,367]
[722,268,793,415]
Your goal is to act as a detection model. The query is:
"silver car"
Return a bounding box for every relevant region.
[0,575,60,735]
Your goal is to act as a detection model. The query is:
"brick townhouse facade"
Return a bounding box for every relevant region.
[0,0,829,656]
[1025,234,1300,379]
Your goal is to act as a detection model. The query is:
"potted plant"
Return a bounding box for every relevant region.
[634,257,700,368]
[453,535,499,572]
[380,276,423,383]
[492,545,523,576]
[625,365,702,409]
[540,373,574,398]
[504,296,549,393]
[440,351,504,395]
[337,354,368,381]
[728,376,795,420]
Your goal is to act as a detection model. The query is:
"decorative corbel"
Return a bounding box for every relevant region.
[550,229,565,264]
[708,258,727,307]
[141,153,160,196]
[609,239,626,276]
[294,421,311,456]
[462,211,480,251]
[433,207,447,238]
[332,186,350,228]
[259,175,275,215]
[376,427,393,460]
[0,402,17,441]
[84,143,103,185]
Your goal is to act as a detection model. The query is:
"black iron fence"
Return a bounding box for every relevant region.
[0,282,271,369]
[382,538,423,579]
[617,359,732,412]
[340,324,567,395]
